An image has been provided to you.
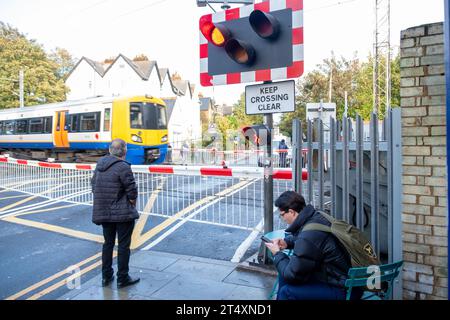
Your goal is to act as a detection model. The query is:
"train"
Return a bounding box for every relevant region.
[0,95,169,164]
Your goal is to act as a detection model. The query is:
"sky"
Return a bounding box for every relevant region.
[0,0,445,106]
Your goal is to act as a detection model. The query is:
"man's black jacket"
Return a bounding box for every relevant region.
[91,155,139,225]
[273,205,352,288]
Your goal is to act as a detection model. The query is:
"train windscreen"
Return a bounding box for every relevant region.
[130,102,167,130]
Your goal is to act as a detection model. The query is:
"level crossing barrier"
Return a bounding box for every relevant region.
[168,148,300,169]
[0,156,308,231]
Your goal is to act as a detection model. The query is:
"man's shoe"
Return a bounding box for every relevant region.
[102,275,114,287]
[117,276,140,289]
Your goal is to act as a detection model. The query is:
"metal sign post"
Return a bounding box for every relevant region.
[292,118,302,194]
[263,113,274,237]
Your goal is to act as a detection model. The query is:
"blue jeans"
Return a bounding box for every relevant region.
[277,276,347,300]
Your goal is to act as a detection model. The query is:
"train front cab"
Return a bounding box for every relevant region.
[111,96,168,165]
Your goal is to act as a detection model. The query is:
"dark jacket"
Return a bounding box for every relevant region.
[91,155,139,225]
[273,205,352,288]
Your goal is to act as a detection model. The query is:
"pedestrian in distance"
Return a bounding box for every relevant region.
[91,138,140,289]
[278,139,289,168]
[181,141,189,165]
[264,191,363,300]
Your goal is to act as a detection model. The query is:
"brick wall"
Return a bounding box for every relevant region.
[400,22,448,300]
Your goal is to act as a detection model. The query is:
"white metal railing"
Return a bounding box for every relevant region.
[167,148,295,168]
[0,157,306,230]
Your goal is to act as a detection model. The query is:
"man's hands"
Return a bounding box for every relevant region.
[264,238,287,255]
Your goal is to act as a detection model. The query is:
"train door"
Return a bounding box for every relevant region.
[53,111,69,148]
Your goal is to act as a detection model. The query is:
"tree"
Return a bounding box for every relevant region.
[231,93,264,128]
[214,115,234,151]
[279,52,401,137]
[0,22,67,109]
[133,54,149,61]
[49,47,76,80]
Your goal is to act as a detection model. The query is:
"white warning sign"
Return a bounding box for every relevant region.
[245,80,295,115]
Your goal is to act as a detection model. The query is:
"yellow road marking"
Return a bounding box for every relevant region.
[0,195,38,213]
[131,178,166,248]
[6,252,102,300]
[0,195,29,200]
[132,179,251,249]
[2,216,104,243]
[10,204,79,217]
[4,178,254,299]
[27,260,102,300]
[27,251,118,300]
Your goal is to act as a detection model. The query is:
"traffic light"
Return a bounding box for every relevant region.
[242,125,271,147]
[199,0,303,86]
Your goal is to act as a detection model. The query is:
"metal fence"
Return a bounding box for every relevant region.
[168,148,294,168]
[0,158,307,231]
[294,108,402,298]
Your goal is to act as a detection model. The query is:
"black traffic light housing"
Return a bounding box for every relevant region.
[242,125,271,147]
[200,8,293,76]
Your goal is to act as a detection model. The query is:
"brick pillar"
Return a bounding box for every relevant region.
[400,22,448,300]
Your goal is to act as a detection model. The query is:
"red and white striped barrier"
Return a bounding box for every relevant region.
[0,156,308,180]
[0,156,94,170]
[134,165,308,180]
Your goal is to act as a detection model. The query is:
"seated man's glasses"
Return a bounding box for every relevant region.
[279,209,289,217]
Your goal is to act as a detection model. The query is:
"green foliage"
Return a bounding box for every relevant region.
[0,22,68,109]
[212,93,265,151]
[279,52,400,137]
[232,93,264,128]
[49,47,76,80]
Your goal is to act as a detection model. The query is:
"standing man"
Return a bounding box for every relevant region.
[278,139,289,168]
[91,139,140,289]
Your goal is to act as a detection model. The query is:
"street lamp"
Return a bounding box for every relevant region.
[0,69,24,108]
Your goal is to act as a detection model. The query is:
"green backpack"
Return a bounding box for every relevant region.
[302,210,380,267]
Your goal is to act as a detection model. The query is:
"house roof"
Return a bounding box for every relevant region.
[162,98,177,121]
[172,79,193,98]
[199,97,214,111]
[66,54,199,99]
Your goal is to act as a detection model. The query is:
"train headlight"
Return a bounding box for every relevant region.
[131,134,142,143]
[161,135,168,143]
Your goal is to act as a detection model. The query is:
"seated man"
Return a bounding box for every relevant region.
[265,191,361,300]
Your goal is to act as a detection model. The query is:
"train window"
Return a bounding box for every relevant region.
[103,108,111,132]
[156,105,167,129]
[64,112,69,131]
[80,112,99,132]
[130,102,167,130]
[0,121,3,134]
[29,118,44,133]
[44,117,52,133]
[69,114,80,132]
[15,120,28,134]
[5,121,15,135]
[130,104,143,129]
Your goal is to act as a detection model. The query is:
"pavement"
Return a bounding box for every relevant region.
[58,249,277,300]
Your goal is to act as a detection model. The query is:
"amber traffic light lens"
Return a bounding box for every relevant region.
[225,39,255,65]
[211,28,226,46]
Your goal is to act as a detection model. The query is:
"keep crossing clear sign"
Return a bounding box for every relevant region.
[245,80,295,115]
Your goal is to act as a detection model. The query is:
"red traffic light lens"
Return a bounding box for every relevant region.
[249,10,280,40]
[225,39,255,65]
[200,20,230,47]
[242,125,270,147]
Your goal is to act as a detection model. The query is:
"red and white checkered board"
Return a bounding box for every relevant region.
[199,0,303,87]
